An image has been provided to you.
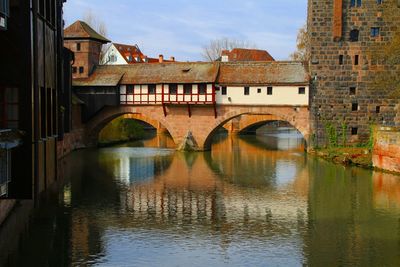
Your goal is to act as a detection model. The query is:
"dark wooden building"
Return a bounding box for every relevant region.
[0,0,71,198]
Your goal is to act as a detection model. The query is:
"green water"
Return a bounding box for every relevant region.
[1,128,400,266]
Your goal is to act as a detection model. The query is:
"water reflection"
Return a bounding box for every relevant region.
[1,129,400,266]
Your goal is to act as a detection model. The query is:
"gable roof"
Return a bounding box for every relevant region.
[72,61,309,87]
[73,62,219,86]
[111,43,175,64]
[64,20,110,43]
[221,48,275,62]
[217,62,309,86]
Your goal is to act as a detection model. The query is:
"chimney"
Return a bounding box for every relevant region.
[170,56,175,62]
[159,54,164,63]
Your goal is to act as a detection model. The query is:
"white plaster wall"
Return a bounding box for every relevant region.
[101,44,128,65]
[216,86,309,106]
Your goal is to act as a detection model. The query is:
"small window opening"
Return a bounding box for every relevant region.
[244,87,250,95]
[198,84,207,95]
[222,86,227,95]
[350,29,359,42]
[79,67,84,74]
[351,127,358,135]
[76,43,81,51]
[148,84,156,94]
[298,87,306,94]
[169,84,177,94]
[352,103,359,111]
[349,87,356,95]
[72,67,77,73]
[184,84,192,95]
[354,55,359,65]
[371,27,380,37]
[376,106,381,113]
[257,88,261,93]
[339,55,344,65]
[267,87,273,95]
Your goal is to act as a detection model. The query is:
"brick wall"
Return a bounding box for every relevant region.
[373,127,400,173]
[308,0,400,147]
[64,39,102,79]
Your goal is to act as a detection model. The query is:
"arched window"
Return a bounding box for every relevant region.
[350,29,359,42]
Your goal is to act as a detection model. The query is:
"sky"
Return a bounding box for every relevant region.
[64,0,308,61]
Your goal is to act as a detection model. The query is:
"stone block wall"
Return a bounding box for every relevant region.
[373,127,400,173]
[308,0,400,147]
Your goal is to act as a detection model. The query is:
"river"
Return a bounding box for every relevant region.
[1,127,400,266]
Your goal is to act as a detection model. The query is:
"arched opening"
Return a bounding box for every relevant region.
[87,110,175,148]
[204,113,309,151]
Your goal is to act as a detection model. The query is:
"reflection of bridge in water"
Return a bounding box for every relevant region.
[112,135,309,229]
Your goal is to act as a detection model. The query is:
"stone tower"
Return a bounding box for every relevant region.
[308,0,400,147]
[64,20,110,79]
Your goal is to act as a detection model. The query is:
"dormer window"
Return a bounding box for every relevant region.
[350,29,359,42]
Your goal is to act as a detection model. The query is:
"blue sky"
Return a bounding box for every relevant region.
[64,0,307,61]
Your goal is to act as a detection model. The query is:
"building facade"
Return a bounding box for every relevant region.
[64,20,111,79]
[101,43,175,65]
[308,0,400,147]
[0,0,70,198]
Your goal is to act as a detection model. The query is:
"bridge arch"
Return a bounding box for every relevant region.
[84,106,178,146]
[203,106,310,150]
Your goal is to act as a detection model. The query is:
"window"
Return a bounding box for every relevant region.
[339,55,344,65]
[221,86,227,95]
[169,84,177,94]
[354,55,359,65]
[377,0,383,4]
[184,84,192,95]
[79,67,84,74]
[267,87,273,95]
[371,27,380,37]
[76,43,81,51]
[351,127,358,135]
[298,87,306,95]
[148,84,156,94]
[110,54,117,63]
[244,87,250,95]
[198,84,207,95]
[72,67,77,73]
[0,87,19,129]
[127,85,134,94]
[352,103,359,111]
[349,87,356,95]
[350,29,359,42]
[350,0,362,7]
[257,88,261,93]
[376,106,381,113]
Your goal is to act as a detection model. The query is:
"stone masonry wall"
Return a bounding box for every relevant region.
[308,0,400,147]
[373,127,400,173]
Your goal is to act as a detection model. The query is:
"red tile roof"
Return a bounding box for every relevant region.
[113,43,175,64]
[221,48,275,62]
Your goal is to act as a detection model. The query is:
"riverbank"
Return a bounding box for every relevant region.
[309,147,373,169]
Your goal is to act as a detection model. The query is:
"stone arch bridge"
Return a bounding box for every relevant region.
[84,105,310,151]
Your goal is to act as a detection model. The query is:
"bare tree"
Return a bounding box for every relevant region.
[82,9,109,63]
[289,24,310,62]
[82,9,108,37]
[202,37,257,61]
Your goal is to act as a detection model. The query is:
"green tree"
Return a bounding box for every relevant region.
[370,0,400,98]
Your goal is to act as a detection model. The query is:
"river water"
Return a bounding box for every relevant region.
[2,128,400,266]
